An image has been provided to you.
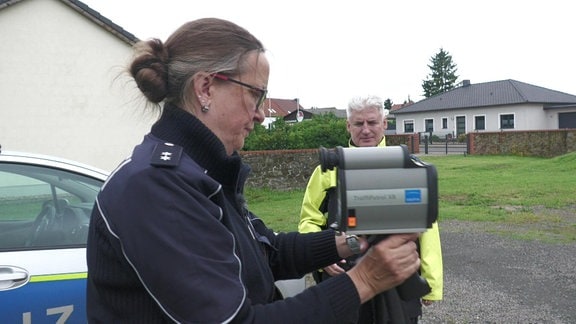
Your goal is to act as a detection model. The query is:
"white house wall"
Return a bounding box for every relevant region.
[395,103,549,135]
[545,108,576,129]
[0,0,156,171]
[517,104,549,129]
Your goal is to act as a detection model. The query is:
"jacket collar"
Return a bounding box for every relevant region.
[150,104,245,186]
[348,136,387,148]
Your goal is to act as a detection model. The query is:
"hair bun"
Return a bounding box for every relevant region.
[130,39,169,103]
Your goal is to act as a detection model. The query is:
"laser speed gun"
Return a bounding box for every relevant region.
[319,144,438,235]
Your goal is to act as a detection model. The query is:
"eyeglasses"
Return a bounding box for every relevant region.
[213,73,268,110]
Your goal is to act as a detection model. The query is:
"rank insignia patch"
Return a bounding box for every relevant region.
[151,142,183,167]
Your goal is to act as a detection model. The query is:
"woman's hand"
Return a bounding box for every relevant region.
[346,233,420,303]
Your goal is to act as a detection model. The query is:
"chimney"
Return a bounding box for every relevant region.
[462,80,471,87]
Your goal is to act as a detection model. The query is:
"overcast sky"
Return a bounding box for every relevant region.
[82,0,575,110]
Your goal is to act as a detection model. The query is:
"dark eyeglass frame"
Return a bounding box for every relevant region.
[213,73,268,110]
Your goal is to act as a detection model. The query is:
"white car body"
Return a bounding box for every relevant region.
[0,150,304,323]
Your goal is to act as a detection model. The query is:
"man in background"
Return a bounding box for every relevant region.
[298,95,443,323]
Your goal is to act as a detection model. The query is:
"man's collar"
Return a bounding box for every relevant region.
[348,137,386,148]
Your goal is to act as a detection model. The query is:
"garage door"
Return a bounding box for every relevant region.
[559,112,576,129]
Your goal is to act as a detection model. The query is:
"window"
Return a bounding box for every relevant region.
[0,164,101,249]
[474,115,486,130]
[442,118,448,129]
[404,120,414,133]
[425,119,434,132]
[500,114,515,129]
[456,116,466,136]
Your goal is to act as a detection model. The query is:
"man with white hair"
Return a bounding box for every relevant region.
[299,95,443,323]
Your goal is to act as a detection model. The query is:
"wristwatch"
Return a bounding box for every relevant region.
[346,235,361,254]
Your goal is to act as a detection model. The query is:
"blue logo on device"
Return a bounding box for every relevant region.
[405,189,422,203]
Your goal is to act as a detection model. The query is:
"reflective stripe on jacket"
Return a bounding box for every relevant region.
[298,137,443,301]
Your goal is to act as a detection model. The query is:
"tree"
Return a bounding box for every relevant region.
[422,48,459,98]
[384,98,393,111]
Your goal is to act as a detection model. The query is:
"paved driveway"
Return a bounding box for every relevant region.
[421,220,576,323]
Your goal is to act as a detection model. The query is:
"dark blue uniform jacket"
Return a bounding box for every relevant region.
[86,104,361,323]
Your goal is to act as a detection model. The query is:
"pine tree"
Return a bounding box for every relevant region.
[422,48,459,98]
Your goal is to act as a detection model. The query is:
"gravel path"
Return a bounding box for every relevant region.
[420,220,576,324]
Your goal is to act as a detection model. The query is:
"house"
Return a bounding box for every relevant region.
[261,98,301,127]
[392,79,576,140]
[283,107,345,124]
[308,107,347,118]
[259,97,310,125]
[282,109,313,123]
[386,101,414,135]
[0,0,156,171]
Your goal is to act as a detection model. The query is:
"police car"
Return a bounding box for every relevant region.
[0,150,107,323]
[0,149,306,323]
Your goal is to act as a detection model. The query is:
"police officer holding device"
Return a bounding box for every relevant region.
[86,20,423,323]
[299,95,443,323]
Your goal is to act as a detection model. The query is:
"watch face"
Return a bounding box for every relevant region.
[347,235,361,254]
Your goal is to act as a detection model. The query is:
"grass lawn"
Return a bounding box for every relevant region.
[245,152,576,243]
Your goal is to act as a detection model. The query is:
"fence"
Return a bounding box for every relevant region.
[420,135,468,155]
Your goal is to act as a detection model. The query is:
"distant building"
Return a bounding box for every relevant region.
[283,107,346,124]
[386,100,414,135]
[261,98,302,127]
[393,79,576,139]
[307,107,347,118]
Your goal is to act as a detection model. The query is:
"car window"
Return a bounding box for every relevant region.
[0,163,102,251]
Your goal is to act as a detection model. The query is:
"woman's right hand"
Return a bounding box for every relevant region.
[346,233,420,303]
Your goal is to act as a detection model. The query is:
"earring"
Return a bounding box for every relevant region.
[199,95,209,112]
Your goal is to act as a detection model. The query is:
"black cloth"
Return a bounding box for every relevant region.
[86,104,366,323]
[314,269,421,324]
[318,186,423,324]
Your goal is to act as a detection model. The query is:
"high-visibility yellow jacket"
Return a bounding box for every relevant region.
[298,138,443,301]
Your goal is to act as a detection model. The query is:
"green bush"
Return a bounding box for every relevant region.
[244,113,349,150]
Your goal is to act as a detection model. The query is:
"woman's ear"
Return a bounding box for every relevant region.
[193,72,214,104]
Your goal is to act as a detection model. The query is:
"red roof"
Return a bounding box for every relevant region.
[390,100,414,112]
[261,98,303,117]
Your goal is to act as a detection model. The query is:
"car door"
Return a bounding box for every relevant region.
[0,158,105,323]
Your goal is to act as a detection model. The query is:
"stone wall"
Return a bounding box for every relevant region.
[468,129,576,157]
[240,149,320,191]
[240,131,576,190]
[240,134,421,190]
[387,133,421,153]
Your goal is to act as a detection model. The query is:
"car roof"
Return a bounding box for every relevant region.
[0,150,109,181]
